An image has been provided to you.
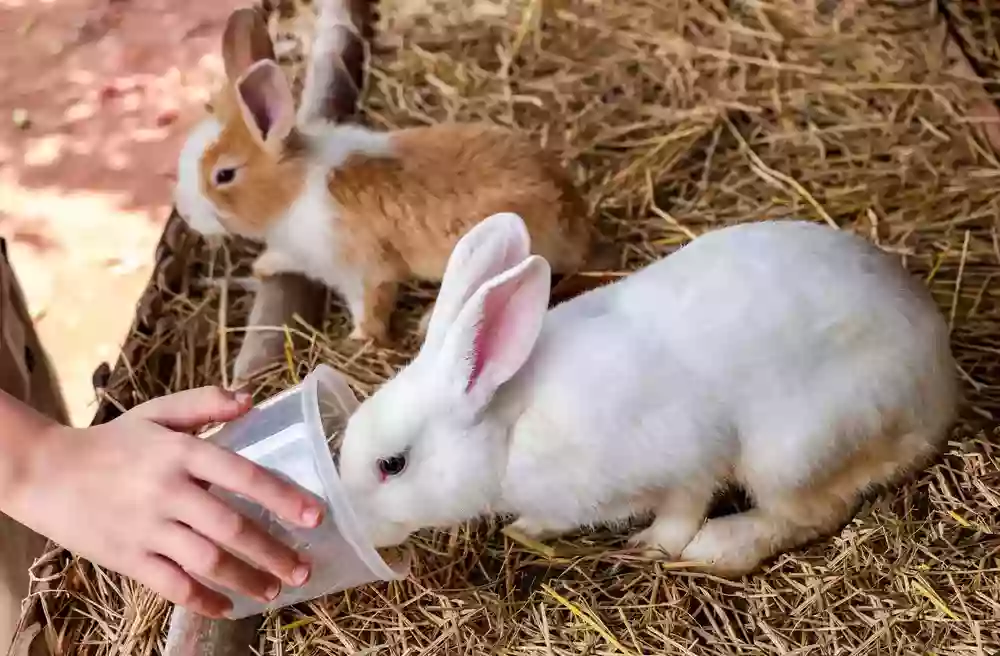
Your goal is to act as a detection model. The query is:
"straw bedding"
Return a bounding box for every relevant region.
[944,0,1000,94]
[30,0,1000,653]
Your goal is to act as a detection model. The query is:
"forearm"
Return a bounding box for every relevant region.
[0,390,60,512]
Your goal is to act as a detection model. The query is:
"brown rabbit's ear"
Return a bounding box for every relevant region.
[235,60,296,150]
[222,8,276,81]
[297,0,378,124]
[299,25,365,123]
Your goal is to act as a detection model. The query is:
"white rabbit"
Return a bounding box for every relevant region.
[337,213,958,576]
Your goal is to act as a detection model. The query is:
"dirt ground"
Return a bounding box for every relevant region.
[0,0,243,425]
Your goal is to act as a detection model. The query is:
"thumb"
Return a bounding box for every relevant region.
[131,387,253,431]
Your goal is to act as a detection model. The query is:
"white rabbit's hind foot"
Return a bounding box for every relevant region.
[687,428,941,577]
[679,491,855,578]
[678,511,778,576]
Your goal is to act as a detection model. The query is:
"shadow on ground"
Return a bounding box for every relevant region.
[0,0,240,424]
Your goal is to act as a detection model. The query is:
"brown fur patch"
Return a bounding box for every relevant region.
[801,423,939,509]
[327,123,594,282]
[747,420,942,560]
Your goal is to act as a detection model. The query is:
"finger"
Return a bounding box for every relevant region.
[171,485,310,588]
[134,553,233,618]
[156,521,282,604]
[186,441,324,529]
[131,387,254,431]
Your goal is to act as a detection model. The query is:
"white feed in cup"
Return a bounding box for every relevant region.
[201,365,410,619]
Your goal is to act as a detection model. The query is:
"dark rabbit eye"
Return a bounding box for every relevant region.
[377,455,407,478]
[214,167,236,185]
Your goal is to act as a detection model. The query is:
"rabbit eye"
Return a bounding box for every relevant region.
[377,455,407,479]
[214,167,237,186]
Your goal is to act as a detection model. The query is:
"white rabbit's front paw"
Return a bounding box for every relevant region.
[680,513,772,577]
[629,518,701,560]
[507,517,576,541]
[630,488,713,560]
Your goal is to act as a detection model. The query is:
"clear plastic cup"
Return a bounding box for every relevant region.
[201,364,410,619]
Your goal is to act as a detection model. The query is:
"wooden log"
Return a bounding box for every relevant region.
[231,273,328,389]
[162,609,262,656]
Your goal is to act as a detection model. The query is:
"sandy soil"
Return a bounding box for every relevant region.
[0,0,242,425]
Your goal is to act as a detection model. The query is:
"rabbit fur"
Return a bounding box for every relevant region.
[337,213,958,577]
[173,21,593,343]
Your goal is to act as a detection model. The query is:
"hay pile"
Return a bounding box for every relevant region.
[33,0,1000,653]
[944,0,1000,92]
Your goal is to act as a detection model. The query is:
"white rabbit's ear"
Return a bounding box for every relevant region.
[235,60,297,151]
[422,213,532,354]
[435,254,551,410]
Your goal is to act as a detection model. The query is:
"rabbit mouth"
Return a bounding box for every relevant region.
[173,171,229,237]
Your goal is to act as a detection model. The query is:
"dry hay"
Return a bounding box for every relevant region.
[944,0,1000,95]
[28,0,1000,653]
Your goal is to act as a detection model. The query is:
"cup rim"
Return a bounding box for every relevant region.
[300,364,410,582]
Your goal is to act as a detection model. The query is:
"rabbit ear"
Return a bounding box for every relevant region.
[422,213,533,355]
[298,25,365,124]
[434,255,551,410]
[235,60,297,150]
[222,8,276,81]
[298,0,371,124]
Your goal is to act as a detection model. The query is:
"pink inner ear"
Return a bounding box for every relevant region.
[261,93,286,139]
[238,63,291,142]
[464,282,517,393]
[243,83,279,139]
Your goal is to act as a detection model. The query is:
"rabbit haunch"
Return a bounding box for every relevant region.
[174,60,592,343]
[337,214,958,577]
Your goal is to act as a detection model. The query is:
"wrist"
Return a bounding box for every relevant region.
[0,393,64,514]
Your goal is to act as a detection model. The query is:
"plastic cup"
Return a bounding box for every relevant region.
[201,364,409,619]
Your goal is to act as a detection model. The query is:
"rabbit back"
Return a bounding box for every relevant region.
[326,124,593,280]
[500,220,956,526]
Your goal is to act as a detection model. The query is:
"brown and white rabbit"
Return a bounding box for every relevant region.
[174,11,594,343]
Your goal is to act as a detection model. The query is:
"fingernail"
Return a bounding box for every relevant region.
[290,564,310,587]
[301,506,322,527]
[264,582,281,601]
[234,390,253,406]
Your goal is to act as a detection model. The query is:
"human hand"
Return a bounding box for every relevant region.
[3,387,324,618]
